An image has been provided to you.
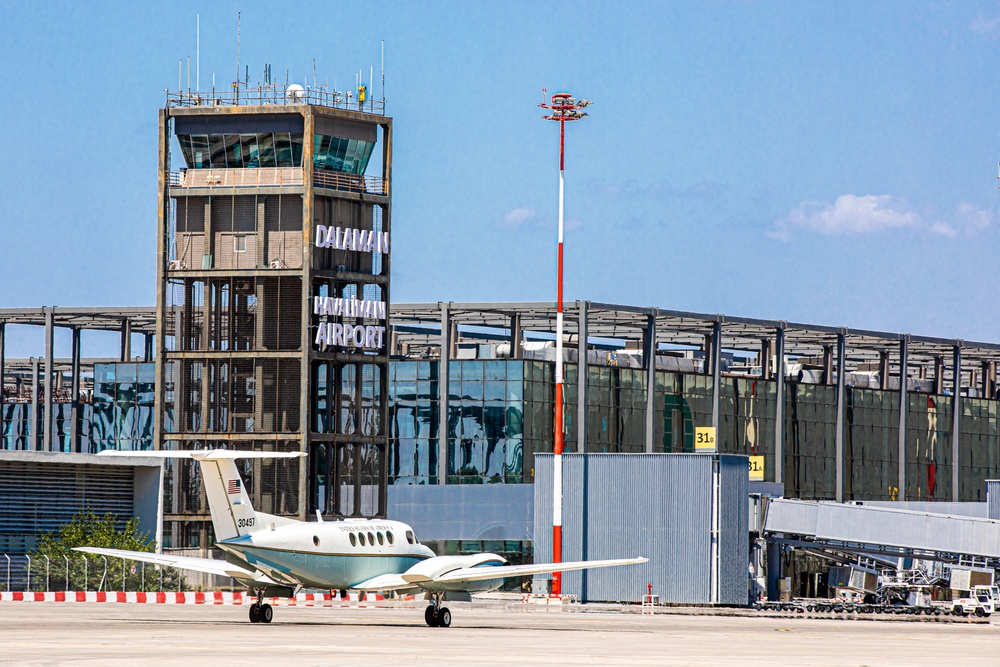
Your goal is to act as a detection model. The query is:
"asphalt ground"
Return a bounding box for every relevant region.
[1,600,998,666]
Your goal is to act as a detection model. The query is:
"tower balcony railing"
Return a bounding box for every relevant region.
[167,168,388,195]
[166,87,386,115]
[168,167,303,188]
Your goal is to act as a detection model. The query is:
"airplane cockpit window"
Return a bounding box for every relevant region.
[405,530,414,545]
[359,532,367,546]
[368,532,376,546]
[349,532,357,547]
[386,531,394,545]
[377,532,384,545]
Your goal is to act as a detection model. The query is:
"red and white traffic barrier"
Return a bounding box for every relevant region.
[0,591,414,606]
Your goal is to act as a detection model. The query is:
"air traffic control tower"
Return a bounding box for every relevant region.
[155,84,392,547]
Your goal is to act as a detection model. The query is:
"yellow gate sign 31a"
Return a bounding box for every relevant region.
[694,427,716,451]
[748,456,765,481]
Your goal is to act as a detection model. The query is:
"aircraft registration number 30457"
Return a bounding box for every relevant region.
[238,518,255,528]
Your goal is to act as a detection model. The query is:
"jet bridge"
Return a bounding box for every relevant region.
[764,498,1000,568]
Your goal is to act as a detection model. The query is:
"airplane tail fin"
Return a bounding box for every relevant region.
[98,449,304,541]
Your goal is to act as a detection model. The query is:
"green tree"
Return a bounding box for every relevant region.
[27,509,184,592]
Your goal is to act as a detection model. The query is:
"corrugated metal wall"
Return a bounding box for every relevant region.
[535,453,748,605]
[0,461,134,552]
[718,455,749,605]
[988,481,1000,520]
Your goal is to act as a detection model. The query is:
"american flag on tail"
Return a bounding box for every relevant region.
[227,479,241,495]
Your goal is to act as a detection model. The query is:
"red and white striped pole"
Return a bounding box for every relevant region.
[539,91,590,596]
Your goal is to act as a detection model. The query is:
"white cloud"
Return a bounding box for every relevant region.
[496,207,536,229]
[929,221,958,239]
[971,13,1000,37]
[770,196,998,242]
[770,194,919,241]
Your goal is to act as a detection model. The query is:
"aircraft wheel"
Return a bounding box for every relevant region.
[437,607,452,628]
[425,605,438,627]
[260,603,273,624]
[249,605,261,623]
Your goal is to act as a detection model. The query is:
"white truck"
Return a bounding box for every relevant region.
[950,588,994,617]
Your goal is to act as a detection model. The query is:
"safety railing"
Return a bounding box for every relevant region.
[168,167,303,188]
[168,168,387,195]
[166,88,386,115]
[313,171,387,195]
[0,553,205,593]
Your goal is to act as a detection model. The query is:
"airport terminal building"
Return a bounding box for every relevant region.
[5,89,1000,598]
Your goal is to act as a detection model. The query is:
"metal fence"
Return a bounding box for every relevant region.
[0,553,216,593]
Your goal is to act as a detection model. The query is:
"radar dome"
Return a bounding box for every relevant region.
[286,84,305,102]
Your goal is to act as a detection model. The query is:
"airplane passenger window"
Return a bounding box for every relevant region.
[405,530,414,545]
[313,535,320,546]
[368,532,376,546]
[349,532,357,547]
[386,531,394,545]
[377,532,384,545]
[359,532,366,546]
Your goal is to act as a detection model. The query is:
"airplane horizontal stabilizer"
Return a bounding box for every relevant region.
[73,547,279,585]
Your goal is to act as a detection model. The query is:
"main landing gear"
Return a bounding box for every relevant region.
[424,594,452,628]
[249,589,273,624]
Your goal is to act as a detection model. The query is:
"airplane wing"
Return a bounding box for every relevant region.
[353,556,648,592]
[73,547,280,585]
[412,556,648,585]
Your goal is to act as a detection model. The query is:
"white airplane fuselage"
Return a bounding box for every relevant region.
[218,518,506,593]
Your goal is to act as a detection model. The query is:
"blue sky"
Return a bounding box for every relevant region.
[3,1,1000,357]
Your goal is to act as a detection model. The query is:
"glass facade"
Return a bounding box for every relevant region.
[9,356,1000,510]
[1,403,91,452]
[387,360,526,485]
[91,363,155,452]
[382,358,1000,503]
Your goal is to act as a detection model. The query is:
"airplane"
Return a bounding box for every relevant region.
[75,449,647,627]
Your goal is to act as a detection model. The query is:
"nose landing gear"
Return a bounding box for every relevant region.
[424,594,452,628]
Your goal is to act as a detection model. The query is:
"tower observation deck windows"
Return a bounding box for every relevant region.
[177,132,305,169]
[312,134,375,175]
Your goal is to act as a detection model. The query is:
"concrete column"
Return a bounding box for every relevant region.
[897,337,908,499]
[644,313,657,454]
[43,307,54,452]
[766,541,781,602]
[31,357,40,450]
[438,303,451,485]
[256,199,267,268]
[933,356,944,395]
[510,313,523,360]
[203,199,214,269]
[879,350,889,389]
[70,327,81,452]
[982,361,996,400]
[823,346,833,386]
[952,346,962,502]
[760,339,773,380]
[143,333,154,362]
[774,326,786,485]
[448,321,459,358]
[834,332,846,502]
[120,318,132,362]
[577,301,588,453]
[711,322,722,436]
